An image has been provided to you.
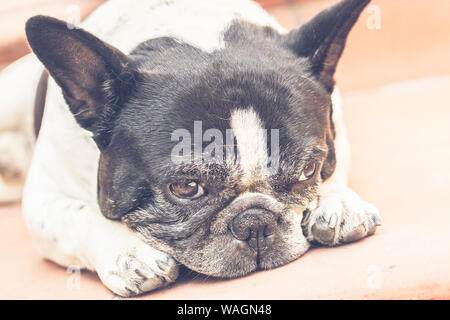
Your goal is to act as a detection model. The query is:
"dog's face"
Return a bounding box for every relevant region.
[26,0,370,277]
[98,26,332,276]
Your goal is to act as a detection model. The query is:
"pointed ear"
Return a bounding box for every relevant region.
[284,0,370,92]
[25,15,136,148]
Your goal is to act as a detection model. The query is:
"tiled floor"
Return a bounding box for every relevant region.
[1,0,449,299]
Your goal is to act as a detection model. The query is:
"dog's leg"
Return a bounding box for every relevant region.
[0,54,43,202]
[23,192,179,297]
[23,162,179,297]
[0,131,31,202]
[0,54,42,131]
[303,88,381,246]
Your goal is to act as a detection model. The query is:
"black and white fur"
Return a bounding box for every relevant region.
[0,0,379,297]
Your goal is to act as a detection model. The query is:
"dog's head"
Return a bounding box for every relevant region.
[26,0,370,277]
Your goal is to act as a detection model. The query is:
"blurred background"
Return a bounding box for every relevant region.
[0,0,449,299]
[2,0,450,88]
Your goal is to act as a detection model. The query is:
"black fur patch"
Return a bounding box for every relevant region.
[33,70,48,137]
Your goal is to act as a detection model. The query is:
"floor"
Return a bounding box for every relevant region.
[1,0,449,299]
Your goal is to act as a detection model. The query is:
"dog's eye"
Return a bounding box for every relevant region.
[169,180,205,199]
[299,161,316,181]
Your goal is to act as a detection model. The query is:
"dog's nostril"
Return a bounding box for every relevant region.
[276,216,282,225]
[230,208,277,250]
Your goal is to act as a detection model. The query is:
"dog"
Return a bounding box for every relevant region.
[0,0,380,297]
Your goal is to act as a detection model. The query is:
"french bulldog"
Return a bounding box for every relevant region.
[0,0,380,297]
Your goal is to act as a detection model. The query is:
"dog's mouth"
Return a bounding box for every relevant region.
[175,229,309,278]
[167,205,310,278]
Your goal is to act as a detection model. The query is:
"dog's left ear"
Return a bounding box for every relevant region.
[284,0,370,92]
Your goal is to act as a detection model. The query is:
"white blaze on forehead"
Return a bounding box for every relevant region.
[230,108,269,183]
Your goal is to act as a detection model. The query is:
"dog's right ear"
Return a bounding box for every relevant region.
[25,15,136,148]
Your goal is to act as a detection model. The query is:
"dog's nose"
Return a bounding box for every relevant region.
[230,208,278,251]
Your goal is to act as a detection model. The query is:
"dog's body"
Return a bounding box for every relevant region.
[0,0,379,296]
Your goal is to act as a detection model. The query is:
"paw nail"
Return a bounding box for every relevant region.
[328,214,337,228]
[311,224,335,245]
[372,214,382,226]
[156,259,169,271]
[301,209,311,227]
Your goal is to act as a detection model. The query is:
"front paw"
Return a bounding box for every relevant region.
[302,188,381,246]
[94,238,179,297]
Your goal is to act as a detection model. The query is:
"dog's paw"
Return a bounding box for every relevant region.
[302,188,381,246]
[99,245,178,297]
[91,230,179,297]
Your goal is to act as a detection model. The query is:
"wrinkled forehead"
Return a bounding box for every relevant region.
[162,106,328,184]
[117,50,332,180]
[119,99,328,187]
